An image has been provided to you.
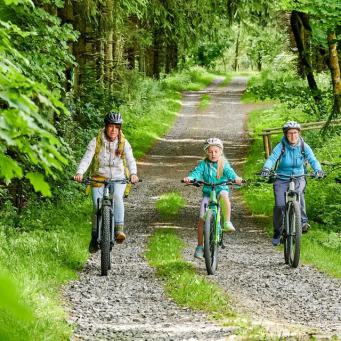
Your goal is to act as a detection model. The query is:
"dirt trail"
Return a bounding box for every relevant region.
[65,77,341,340]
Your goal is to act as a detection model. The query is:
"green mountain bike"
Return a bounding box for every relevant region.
[184,179,241,275]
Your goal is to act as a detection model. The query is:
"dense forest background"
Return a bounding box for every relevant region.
[0,0,340,339]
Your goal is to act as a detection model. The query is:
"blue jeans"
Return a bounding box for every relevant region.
[91,183,126,234]
[273,178,307,236]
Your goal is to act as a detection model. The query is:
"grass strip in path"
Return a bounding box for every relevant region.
[145,228,270,339]
[146,228,234,317]
[198,94,211,110]
[155,192,186,218]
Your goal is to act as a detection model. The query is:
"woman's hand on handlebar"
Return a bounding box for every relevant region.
[130,174,139,184]
[74,173,83,183]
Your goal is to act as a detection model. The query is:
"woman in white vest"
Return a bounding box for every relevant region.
[74,112,139,252]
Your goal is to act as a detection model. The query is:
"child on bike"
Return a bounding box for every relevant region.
[74,112,139,252]
[183,137,243,259]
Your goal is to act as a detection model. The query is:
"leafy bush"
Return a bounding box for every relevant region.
[243,69,333,119]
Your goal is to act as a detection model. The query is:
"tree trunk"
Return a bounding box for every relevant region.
[145,45,154,77]
[57,0,74,92]
[290,11,321,101]
[165,42,178,74]
[257,51,262,71]
[153,29,163,79]
[126,47,136,70]
[233,26,240,71]
[100,0,113,88]
[327,32,341,121]
[138,47,146,74]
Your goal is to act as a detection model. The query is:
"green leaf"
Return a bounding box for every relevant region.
[0,153,23,181]
[0,272,33,321]
[26,172,51,197]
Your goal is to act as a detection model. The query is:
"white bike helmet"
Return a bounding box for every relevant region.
[282,121,301,133]
[204,137,223,151]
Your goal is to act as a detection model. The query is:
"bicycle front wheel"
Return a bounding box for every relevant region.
[204,210,218,275]
[286,201,302,268]
[101,205,111,276]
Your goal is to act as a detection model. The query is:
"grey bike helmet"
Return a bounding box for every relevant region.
[204,137,223,151]
[282,121,301,133]
[104,112,123,125]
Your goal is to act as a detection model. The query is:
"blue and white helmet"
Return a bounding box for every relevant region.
[204,137,223,151]
[282,121,301,133]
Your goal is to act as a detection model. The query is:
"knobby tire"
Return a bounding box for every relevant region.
[285,201,301,268]
[204,210,218,275]
[101,205,111,276]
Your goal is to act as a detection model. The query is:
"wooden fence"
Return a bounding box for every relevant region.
[260,119,341,158]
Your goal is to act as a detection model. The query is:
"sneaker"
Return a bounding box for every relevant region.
[302,223,310,234]
[194,245,204,259]
[223,221,236,233]
[88,238,99,253]
[115,231,126,244]
[272,234,281,246]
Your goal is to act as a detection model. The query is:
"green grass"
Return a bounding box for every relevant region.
[199,94,211,110]
[146,228,234,316]
[0,196,91,340]
[218,73,233,87]
[155,192,186,218]
[300,230,341,278]
[146,228,269,339]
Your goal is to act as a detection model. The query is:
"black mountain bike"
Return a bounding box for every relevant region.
[81,177,134,276]
[183,179,243,275]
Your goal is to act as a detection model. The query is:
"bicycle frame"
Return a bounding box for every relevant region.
[285,177,300,204]
[204,187,222,244]
[96,182,117,245]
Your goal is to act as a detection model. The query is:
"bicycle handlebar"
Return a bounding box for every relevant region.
[181,179,246,187]
[258,172,324,179]
[72,177,142,185]
[273,173,316,179]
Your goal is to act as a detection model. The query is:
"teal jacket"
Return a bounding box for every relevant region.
[264,137,322,179]
[188,159,238,196]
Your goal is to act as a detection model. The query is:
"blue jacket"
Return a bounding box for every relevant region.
[264,137,321,179]
[188,158,238,196]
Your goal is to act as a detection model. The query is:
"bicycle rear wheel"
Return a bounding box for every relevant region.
[286,201,301,268]
[101,205,111,276]
[204,210,218,275]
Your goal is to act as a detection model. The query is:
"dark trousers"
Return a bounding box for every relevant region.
[273,178,307,236]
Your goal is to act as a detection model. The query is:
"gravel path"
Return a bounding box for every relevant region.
[64,77,341,340]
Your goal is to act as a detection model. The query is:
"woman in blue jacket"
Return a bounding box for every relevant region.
[261,121,324,246]
[183,138,243,259]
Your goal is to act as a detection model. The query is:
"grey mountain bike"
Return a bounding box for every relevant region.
[263,172,318,268]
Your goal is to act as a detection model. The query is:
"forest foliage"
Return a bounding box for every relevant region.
[0,0,340,338]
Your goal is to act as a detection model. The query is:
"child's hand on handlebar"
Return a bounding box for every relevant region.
[234,177,244,185]
[183,177,192,184]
